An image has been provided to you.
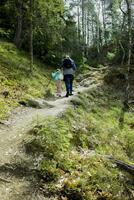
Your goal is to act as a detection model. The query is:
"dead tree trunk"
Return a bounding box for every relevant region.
[114,159,134,175]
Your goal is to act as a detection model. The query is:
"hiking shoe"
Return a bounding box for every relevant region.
[69,93,73,96]
[65,93,69,97]
[57,94,61,97]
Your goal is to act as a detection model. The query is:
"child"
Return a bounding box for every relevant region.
[52,69,63,97]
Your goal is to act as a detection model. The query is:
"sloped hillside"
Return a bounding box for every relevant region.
[0,41,55,119]
[31,85,134,200]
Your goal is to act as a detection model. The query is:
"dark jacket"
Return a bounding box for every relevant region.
[61,58,76,76]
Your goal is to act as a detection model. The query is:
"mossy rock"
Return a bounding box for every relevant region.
[19,98,54,109]
[27,99,54,109]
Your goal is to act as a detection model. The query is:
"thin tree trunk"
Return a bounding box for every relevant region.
[77,5,80,43]
[101,0,107,46]
[97,0,101,54]
[119,3,127,66]
[91,15,95,44]
[29,0,33,73]
[99,27,102,50]
[119,0,132,128]
[125,0,132,104]
[119,40,125,65]
[87,8,90,47]
[14,0,23,48]
[82,0,85,43]
[84,11,87,44]
[81,0,85,57]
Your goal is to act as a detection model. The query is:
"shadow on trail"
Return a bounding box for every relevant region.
[0,140,44,199]
[0,137,44,180]
[0,162,42,180]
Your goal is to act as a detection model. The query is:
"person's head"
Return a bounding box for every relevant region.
[65,55,70,59]
[57,68,61,72]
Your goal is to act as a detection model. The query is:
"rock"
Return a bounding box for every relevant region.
[19,100,27,106]
[2,91,9,98]
[27,99,54,109]
[19,98,54,108]
[76,74,84,82]
[80,79,96,87]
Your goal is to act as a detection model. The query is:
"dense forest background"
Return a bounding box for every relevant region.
[0,0,134,66]
[0,0,134,122]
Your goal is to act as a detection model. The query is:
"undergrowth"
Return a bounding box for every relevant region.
[0,41,55,119]
[30,85,134,200]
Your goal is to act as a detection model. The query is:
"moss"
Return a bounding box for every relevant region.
[0,98,9,119]
[0,41,56,119]
[31,85,134,200]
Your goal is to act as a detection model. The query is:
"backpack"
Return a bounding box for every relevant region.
[52,71,63,81]
[63,58,73,69]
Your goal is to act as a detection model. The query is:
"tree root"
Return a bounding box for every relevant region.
[0,176,11,183]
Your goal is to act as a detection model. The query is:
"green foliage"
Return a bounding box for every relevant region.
[0,0,83,65]
[32,85,134,200]
[37,117,71,159]
[0,98,10,119]
[106,52,116,61]
[40,160,59,182]
[0,41,55,119]
[43,88,55,100]
[0,28,10,39]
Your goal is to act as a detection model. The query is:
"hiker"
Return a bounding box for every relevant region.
[52,69,63,97]
[61,55,76,97]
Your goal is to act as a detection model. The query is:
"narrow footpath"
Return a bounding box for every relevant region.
[0,70,102,200]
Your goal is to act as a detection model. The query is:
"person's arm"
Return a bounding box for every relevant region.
[61,59,64,68]
[72,60,76,71]
[60,60,64,74]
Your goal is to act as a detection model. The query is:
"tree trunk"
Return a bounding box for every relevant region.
[77,5,80,43]
[97,0,101,54]
[81,0,85,57]
[101,0,107,46]
[81,0,85,43]
[87,7,90,47]
[119,0,132,127]
[119,3,127,65]
[91,15,95,44]
[14,0,23,48]
[84,11,87,44]
[29,0,33,73]
[119,40,125,65]
[125,0,132,104]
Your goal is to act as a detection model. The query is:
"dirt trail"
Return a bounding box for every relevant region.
[0,86,91,163]
[0,83,99,200]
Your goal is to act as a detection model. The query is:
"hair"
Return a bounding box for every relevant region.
[65,55,70,59]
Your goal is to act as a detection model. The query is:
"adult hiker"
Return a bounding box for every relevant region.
[61,55,76,97]
[52,69,63,97]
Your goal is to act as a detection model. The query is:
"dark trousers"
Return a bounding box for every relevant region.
[64,74,74,94]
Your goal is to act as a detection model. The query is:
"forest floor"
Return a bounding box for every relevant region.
[0,70,101,200]
[0,41,105,200]
[0,66,134,200]
[1,42,134,200]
